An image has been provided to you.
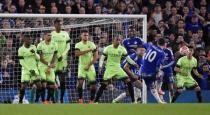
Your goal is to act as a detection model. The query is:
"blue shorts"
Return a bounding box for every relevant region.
[163,73,174,83]
[141,74,156,89]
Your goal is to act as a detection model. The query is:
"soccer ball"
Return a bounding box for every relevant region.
[179,46,189,55]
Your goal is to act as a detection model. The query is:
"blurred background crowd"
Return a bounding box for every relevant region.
[0,0,209,92]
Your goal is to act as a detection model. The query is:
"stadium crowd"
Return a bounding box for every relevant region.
[0,0,209,103]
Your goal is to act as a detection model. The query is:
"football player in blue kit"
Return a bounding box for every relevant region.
[140,38,166,104]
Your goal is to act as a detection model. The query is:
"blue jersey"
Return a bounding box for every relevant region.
[122,37,144,55]
[162,48,174,74]
[140,44,165,77]
[121,53,143,75]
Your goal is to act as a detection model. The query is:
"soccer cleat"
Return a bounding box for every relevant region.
[112,99,118,103]
[94,102,99,104]
[43,101,49,104]
[78,99,84,104]
[158,89,165,95]
[89,100,94,104]
[158,101,167,104]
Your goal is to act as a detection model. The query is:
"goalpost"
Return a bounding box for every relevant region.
[0,14,147,103]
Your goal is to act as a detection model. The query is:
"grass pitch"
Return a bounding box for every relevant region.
[0,104,209,115]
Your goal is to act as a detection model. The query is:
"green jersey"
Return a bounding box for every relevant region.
[18,45,39,71]
[75,41,96,66]
[51,31,70,57]
[176,56,197,77]
[37,41,58,67]
[103,45,127,68]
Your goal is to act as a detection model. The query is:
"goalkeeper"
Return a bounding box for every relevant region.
[18,34,41,104]
[51,19,70,103]
[37,31,58,103]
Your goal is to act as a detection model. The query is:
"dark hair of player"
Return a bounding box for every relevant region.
[54,19,61,24]
[157,38,166,46]
[81,29,89,33]
[137,44,145,49]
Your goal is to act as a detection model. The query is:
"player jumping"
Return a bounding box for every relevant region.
[75,30,98,103]
[94,34,137,103]
[51,19,70,103]
[140,38,166,104]
[37,31,58,103]
[172,46,203,103]
[112,45,145,103]
[18,34,41,104]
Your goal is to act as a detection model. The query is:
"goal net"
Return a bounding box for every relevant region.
[0,14,147,103]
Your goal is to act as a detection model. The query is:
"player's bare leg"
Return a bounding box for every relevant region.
[41,81,47,103]
[59,72,66,103]
[77,78,84,103]
[19,83,28,104]
[30,84,36,103]
[94,81,109,103]
[47,82,56,103]
[123,78,135,103]
[194,86,202,103]
[168,83,174,103]
[35,81,42,103]
[89,82,96,103]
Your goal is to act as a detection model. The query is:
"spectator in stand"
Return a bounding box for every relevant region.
[39,5,46,14]
[79,7,85,14]
[65,5,72,14]
[199,5,208,19]
[32,0,43,13]
[2,0,12,12]
[72,0,83,14]
[8,4,16,13]
[51,6,58,14]
[117,1,127,14]
[0,38,16,61]
[163,0,172,18]
[186,15,202,33]
[95,5,101,14]
[16,0,26,13]
[85,0,94,14]
[151,4,163,26]
[25,5,33,13]
[198,63,210,90]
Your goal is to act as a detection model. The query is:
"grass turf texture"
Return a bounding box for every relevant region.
[0,104,209,115]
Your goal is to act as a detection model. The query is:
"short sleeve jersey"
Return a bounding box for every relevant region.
[75,41,96,66]
[37,41,58,67]
[176,56,197,77]
[18,45,38,70]
[51,31,70,56]
[103,45,127,68]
